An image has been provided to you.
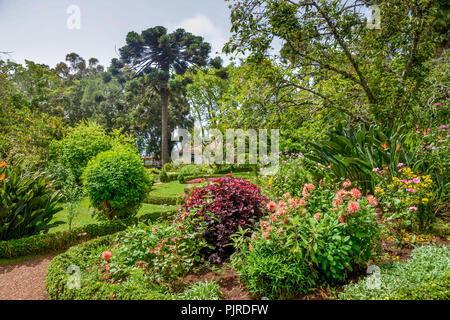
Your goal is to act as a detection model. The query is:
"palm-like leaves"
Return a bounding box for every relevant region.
[0,162,62,240]
[308,123,411,192]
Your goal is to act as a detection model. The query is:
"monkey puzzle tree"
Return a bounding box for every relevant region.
[118,26,211,164]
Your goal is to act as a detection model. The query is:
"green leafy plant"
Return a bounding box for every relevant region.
[82,145,151,220]
[308,122,411,192]
[0,160,63,240]
[49,121,112,183]
[231,183,381,299]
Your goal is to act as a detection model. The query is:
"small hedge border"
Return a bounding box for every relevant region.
[0,209,177,259]
[144,193,184,205]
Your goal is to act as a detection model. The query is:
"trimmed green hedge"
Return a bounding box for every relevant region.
[0,209,177,259]
[144,194,183,205]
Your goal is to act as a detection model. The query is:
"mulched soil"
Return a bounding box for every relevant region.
[184,265,252,300]
[0,254,56,300]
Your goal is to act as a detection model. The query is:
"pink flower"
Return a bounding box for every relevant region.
[367,195,378,206]
[406,188,416,193]
[305,183,315,191]
[412,178,420,183]
[267,201,277,212]
[102,251,112,261]
[333,198,342,207]
[398,169,402,173]
[342,180,352,188]
[397,163,404,167]
[77,232,87,237]
[336,189,347,199]
[348,201,359,213]
[409,206,418,211]
[314,212,321,221]
[284,192,291,199]
[372,168,379,172]
[302,186,311,198]
[434,102,441,106]
[350,188,362,199]
[339,214,345,224]
[278,200,287,208]
[298,199,307,207]
[387,216,393,221]
[288,198,297,209]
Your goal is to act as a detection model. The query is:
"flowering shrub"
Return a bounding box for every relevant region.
[375,166,434,231]
[179,176,268,263]
[104,216,209,289]
[231,182,380,299]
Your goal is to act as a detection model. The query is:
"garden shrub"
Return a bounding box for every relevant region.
[159,169,169,183]
[83,145,151,220]
[231,182,381,299]
[179,176,268,263]
[231,233,316,299]
[339,245,450,300]
[144,194,183,205]
[46,219,213,299]
[0,160,63,241]
[49,121,112,183]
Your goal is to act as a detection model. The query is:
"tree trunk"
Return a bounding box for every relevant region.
[161,89,169,165]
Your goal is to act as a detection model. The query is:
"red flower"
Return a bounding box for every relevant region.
[102,251,112,260]
[314,212,321,221]
[348,201,359,213]
[350,188,362,199]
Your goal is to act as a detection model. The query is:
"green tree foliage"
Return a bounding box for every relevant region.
[118,26,211,164]
[0,60,64,167]
[224,0,444,127]
[49,121,113,183]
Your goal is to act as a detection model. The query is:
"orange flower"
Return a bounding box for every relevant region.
[381,142,387,149]
[0,173,4,181]
[422,129,427,135]
[396,144,401,151]
[0,162,6,167]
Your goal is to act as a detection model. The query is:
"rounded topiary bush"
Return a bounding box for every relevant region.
[179,176,268,263]
[82,145,151,220]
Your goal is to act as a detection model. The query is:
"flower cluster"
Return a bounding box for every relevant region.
[375,165,434,231]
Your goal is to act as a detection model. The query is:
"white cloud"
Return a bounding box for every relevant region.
[170,14,228,58]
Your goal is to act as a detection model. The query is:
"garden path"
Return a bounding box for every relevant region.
[0,254,56,300]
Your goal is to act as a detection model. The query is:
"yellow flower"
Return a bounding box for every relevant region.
[422,198,429,204]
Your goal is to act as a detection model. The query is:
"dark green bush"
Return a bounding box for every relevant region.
[83,145,151,220]
[0,161,63,241]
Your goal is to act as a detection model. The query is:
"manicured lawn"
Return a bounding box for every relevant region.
[150,173,258,196]
[48,198,178,233]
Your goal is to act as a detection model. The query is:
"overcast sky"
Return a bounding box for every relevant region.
[0,0,233,68]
